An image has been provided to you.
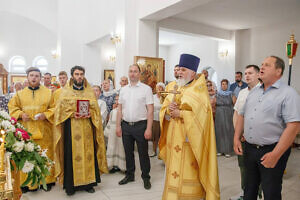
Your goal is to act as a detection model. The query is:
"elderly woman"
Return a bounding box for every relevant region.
[100,79,117,114]
[214,79,236,157]
[150,82,165,157]
[206,80,216,119]
[104,95,126,173]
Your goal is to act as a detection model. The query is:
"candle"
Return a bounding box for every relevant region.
[6,153,12,190]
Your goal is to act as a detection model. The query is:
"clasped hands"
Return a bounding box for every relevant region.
[73,112,91,119]
[169,102,180,118]
[22,113,46,121]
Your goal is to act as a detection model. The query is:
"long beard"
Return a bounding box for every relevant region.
[74,79,84,87]
[176,78,189,87]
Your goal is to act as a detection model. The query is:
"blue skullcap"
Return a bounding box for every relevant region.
[179,54,200,72]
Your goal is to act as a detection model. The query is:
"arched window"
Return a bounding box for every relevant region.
[32,56,48,73]
[9,56,26,73]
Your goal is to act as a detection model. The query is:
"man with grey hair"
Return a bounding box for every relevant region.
[234,56,300,200]
[159,54,219,199]
[119,76,128,88]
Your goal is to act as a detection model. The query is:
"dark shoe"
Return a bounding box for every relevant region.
[42,184,52,192]
[149,152,157,157]
[66,191,75,196]
[118,176,134,185]
[86,187,95,193]
[143,179,151,190]
[21,187,29,193]
[109,167,121,174]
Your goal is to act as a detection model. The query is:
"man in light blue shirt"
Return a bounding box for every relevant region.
[234,56,300,200]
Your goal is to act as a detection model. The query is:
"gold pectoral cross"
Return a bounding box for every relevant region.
[159,84,181,103]
[159,85,181,120]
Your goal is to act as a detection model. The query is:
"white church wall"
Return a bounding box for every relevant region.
[160,38,235,87]
[0,0,58,33]
[57,0,125,85]
[235,19,300,92]
[0,12,59,81]
[158,45,170,82]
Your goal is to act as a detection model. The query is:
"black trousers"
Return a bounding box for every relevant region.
[244,142,291,200]
[63,119,100,194]
[121,120,151,180]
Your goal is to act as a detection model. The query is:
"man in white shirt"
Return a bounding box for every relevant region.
[93,85,108,125]
[116,64,154,190]
[231,64,261,200]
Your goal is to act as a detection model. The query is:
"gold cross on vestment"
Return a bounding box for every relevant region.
[174,145,182,153]
[159,84,181,102]
[172,171,180,179]
[191,161,198,170]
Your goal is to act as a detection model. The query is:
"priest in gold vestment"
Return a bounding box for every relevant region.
[159,54,220,200]
[53,66,108,196]
[8,67,56,192]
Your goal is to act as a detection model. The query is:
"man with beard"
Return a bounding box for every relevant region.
[230,71,248,98]
[159,54,220,200]
[53,66,108,196]
[8,67,56,192]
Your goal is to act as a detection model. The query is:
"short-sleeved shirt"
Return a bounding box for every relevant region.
[239,79,300,145]
[230,81,248,97]
[234,83,261,113]
[119,81,154,122]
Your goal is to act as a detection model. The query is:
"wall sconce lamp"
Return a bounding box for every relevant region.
[51,50,59,59]
[110,33,121,44]
[219,49,228,58]
[109,56,116,63]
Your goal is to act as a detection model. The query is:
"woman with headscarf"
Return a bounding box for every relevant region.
[150,82,165,157]
[215,79,236,157]
[206,80,216,120]
[100,79,117,114]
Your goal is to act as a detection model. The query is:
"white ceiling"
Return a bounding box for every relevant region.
[173,0,300,30]
[159,29,207,46]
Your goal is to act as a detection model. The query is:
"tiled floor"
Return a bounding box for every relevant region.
[21,148,300,200]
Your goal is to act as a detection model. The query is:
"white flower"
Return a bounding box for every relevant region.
[41,149,48,158]
[12,141,24,153]
[24,142,34,152]
[8,125,16,133]
[16,123,25,129]
[36,145,41,152]
[1,120,12,130]
[22,161,34,173]
[0,111,11,120]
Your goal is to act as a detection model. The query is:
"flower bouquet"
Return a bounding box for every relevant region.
[0,110,53,190]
